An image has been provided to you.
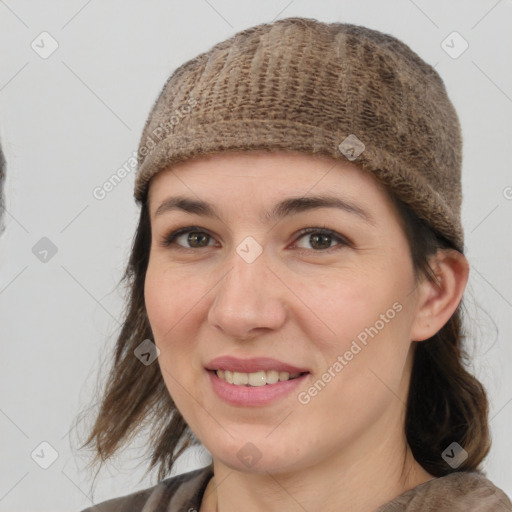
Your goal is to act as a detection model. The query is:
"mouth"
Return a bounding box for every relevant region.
[206,367,310,406]
[210,369,309,387]
[204,356,311,405]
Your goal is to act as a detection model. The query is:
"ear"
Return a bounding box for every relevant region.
[410,249,469,342]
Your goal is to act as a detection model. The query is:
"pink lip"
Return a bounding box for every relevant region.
[206,370,309,406]
[205,356,309,374]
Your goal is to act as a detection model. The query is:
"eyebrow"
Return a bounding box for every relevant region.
[154,194,375,225]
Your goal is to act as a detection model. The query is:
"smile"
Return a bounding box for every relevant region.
[215,369,303,386]
[207,369,310,406]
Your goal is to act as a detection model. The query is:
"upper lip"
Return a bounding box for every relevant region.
[205,356,309,374]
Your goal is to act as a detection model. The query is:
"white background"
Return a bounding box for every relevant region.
[1,1,511,510]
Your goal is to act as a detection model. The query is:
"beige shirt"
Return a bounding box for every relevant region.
[80,464,512,512]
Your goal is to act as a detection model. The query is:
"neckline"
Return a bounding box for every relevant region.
[193,466,485,510]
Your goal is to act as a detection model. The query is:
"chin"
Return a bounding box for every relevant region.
[204,434,310,475]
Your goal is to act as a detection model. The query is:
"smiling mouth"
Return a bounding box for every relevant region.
[212,369,309,386]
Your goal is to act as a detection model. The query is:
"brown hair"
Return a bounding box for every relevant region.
[76,184,491,487]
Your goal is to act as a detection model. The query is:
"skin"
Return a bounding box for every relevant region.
[144,151,469,512]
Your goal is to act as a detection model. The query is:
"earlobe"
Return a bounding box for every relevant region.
[410,249,469,342]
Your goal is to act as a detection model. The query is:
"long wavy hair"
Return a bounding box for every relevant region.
[75,182,490,488]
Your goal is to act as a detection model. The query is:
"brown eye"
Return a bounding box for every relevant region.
[160,226,350,253]
[161,227,216,249]
[294,228,350,252]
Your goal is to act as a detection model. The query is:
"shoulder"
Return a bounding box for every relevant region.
[79,464,214,512]
[377,470,512,512]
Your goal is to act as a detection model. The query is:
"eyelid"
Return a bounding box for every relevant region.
[293,227,352,251]
[160,225,217,248]
[160,225,352,251]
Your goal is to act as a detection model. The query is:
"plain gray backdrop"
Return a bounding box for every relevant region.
[1,1,511,510]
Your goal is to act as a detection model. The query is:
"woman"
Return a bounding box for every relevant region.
[78,17,512,511]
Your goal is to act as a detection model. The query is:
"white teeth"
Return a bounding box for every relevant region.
[266,370,279,384]
[233,371,249,385]
[248,371,266,387]
[215,369,302,386]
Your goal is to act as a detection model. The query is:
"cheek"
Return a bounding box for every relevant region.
[144,262,194,339]
[304,266,408,345]
[301,263,414,395]
[144,267,195,399]
[144,260,209,372]
[144,270,171,337]
[144,264,200,406]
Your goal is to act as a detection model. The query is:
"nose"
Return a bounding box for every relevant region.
[207,245,287,340]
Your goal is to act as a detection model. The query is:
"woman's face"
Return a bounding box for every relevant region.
[145,151,425,474]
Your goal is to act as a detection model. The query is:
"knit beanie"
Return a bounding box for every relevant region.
[135,17,464,252]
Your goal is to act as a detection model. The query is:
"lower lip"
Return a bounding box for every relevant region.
[207,370,309,406]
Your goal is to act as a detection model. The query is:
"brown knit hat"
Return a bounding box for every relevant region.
[135,17,464,252]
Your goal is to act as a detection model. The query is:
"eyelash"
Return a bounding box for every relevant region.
[160,225,352,254]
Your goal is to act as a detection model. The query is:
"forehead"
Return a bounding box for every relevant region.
[148,151,387,198]
[146,151,399,228]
